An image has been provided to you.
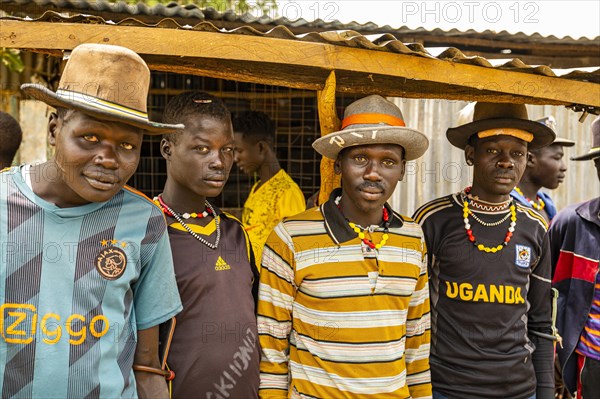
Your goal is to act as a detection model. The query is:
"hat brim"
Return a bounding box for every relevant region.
[312,126,429,161]
[552,137,576,147]
[571,149,600,161]
[21,84,183,135]
[446,118,555,150]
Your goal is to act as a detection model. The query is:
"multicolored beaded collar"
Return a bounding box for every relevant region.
[462,187,516,253]
[155,194,220,249]
[514,186,545,211]
[156,195,210,219]
[335,196,390,250]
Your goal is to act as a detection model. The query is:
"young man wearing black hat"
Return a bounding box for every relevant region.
[257,95,432,399]
[511,116,575,223]
[413,102,556,399]
[550,116,600,399]
[0,44,183,398]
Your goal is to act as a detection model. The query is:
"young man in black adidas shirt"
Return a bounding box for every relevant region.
[413,102,556,399]
[157,92,260,398]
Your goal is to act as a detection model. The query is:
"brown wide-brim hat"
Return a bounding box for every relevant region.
[446,102,555,150]
[21,43,183,135]
[572,116,600,161]
[312,95,429,161]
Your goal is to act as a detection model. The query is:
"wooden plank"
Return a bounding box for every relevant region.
[317,71,341,205]
[144,57,327,91]
[1,20,598,108]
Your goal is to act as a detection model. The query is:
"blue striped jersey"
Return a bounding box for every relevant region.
[0,166,182,398]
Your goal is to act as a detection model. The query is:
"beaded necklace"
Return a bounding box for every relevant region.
[465,192,511,212]
[335,196,390,250]
[156,195,220,249]
[514,186,545,211]
[156,195,210,219]
[462,187,516,253]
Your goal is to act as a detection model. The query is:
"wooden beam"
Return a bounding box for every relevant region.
[1,20,598,108]
[317,71,341,205]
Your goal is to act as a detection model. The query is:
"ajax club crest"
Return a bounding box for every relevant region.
[96,240,128,280]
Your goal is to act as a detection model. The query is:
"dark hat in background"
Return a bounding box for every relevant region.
[571,116,600,161]
[21,43,183,135]
[312,95,429,161]
[536,116,575,147]
[446,102,555,150]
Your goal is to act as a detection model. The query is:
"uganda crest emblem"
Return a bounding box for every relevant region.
[96,245,127,280]
[514,244,531,268]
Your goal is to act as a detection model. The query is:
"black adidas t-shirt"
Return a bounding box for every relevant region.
[414,193,553,399]
[164,209,260,399]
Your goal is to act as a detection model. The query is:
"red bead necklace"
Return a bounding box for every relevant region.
[462,187,516,253]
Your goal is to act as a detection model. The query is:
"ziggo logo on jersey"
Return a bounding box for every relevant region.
[0,304,110,345]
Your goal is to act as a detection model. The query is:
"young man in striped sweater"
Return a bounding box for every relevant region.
[257,95,432,399]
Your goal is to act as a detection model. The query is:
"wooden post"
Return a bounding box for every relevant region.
[317,71,341,205]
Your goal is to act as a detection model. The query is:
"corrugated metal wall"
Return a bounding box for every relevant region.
[389,98,598,217]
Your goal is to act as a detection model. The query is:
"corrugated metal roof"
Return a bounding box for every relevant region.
[1,0,598,45]
[4,10,596,84]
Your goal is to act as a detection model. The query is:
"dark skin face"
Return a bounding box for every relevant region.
[334,143,406,227]
[465,135,528,203]
[32,110,143,208]
[595,157,600,183]
[522,144,567,190]
[233,132,264,176]
[160,115,234,213]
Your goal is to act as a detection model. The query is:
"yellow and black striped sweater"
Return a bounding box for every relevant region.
[257,189,431,399]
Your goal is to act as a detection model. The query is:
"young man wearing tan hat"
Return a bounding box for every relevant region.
[551,116,600,399]
[413,102,556,399]
[257,95,431,399]
[0,43,183,398]
[511,116,575,223]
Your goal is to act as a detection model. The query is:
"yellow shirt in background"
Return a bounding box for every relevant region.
[242,169,305,270]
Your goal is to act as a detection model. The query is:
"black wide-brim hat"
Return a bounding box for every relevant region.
[447,103,555,150]
[572,116,600,161]
[21,43,183,135]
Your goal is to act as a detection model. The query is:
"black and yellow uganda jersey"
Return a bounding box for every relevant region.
[413,193,553,399]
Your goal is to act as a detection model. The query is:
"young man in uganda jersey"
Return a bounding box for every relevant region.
[0,44,183,398]
[413,102,556,399]
[257,95,432,399]
[156,91,260,398]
